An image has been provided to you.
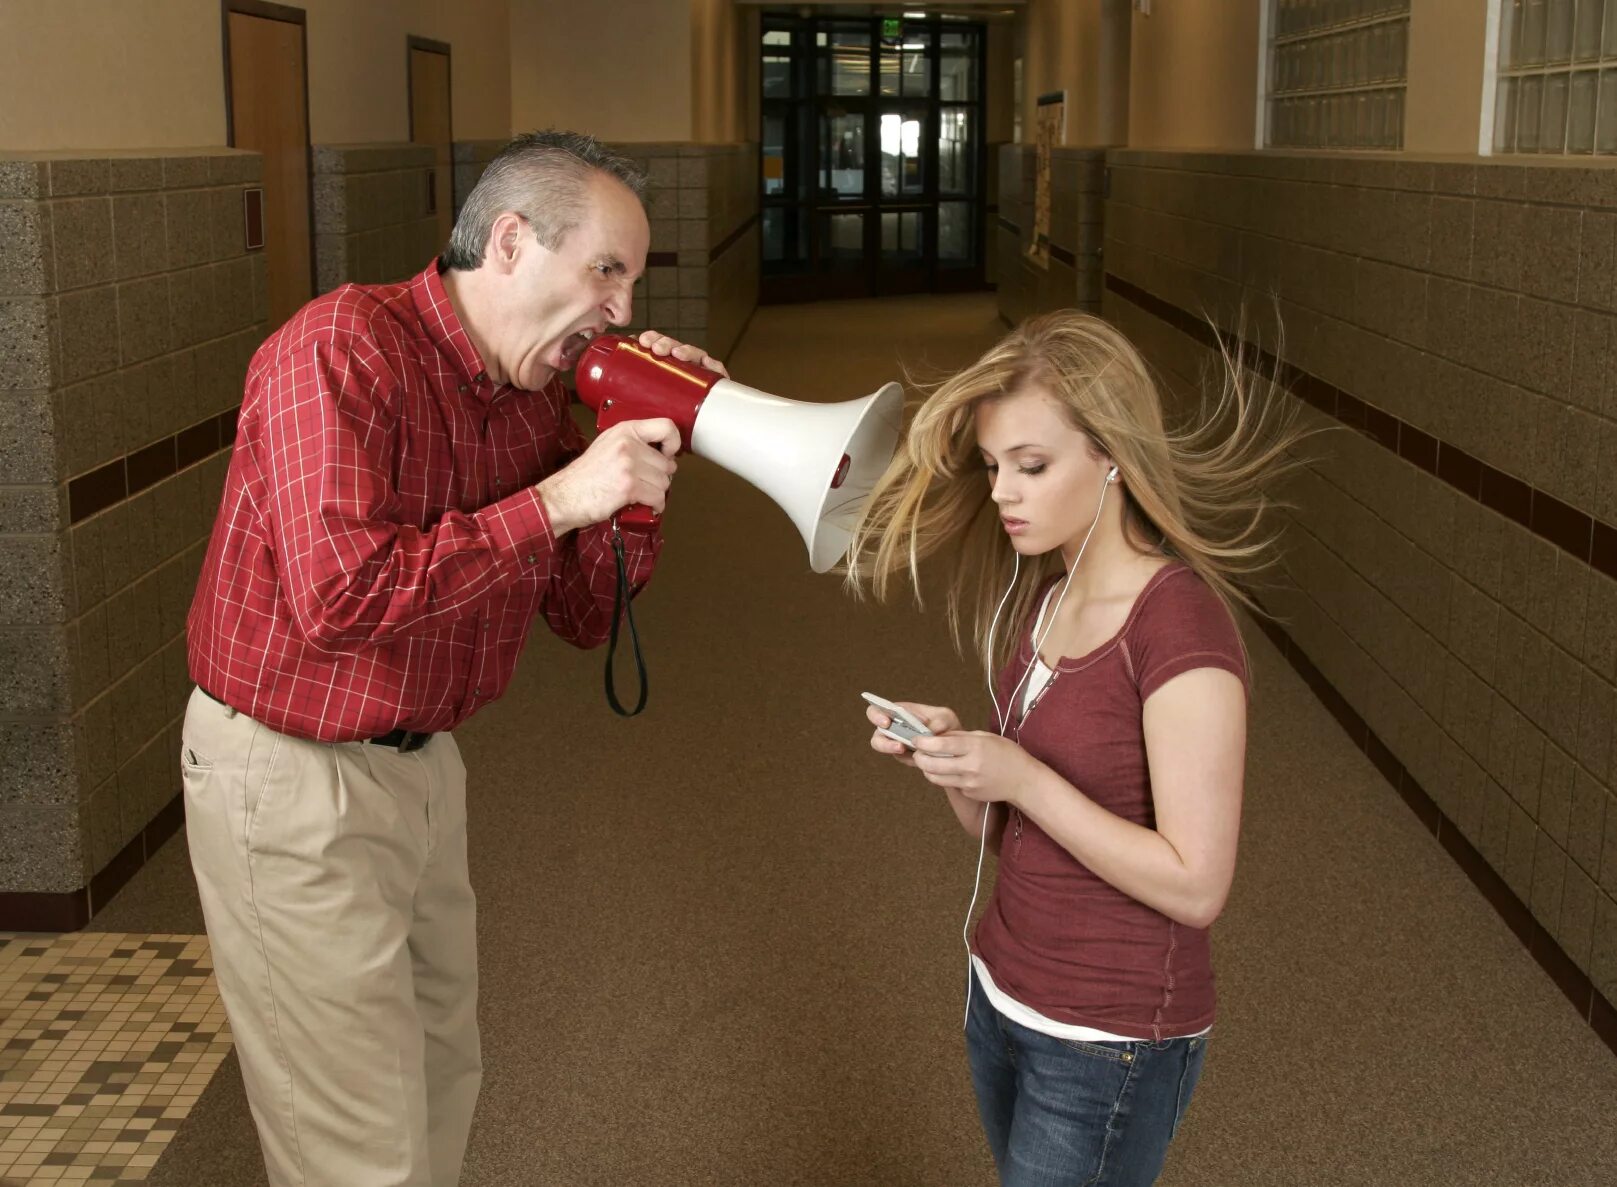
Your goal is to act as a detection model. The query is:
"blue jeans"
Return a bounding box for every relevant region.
[965,971,1207,1187]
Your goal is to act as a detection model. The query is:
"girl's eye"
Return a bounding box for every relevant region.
[1019,464,1046,476]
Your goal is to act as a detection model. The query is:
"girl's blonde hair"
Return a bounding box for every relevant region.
[845,309,1306,674]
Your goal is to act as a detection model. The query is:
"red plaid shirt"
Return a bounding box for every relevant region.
[187,263,661,742]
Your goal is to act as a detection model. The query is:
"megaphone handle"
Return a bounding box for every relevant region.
[604,520,650,718]
[614,502,662,530]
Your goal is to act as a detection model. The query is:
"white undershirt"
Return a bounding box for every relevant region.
[985,583,1211,1044]
[1020,584,1060,713]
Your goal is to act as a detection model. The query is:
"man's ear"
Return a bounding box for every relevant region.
[487,212,526,272]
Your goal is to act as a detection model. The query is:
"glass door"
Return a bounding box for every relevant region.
[761,14,986,302]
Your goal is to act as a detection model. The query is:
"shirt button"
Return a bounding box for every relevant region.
[526,554,537,564]
[475,371,487,383]
[458,384,468,394]
[474,687,482,696]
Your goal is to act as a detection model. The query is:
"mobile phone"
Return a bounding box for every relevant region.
[861,692,933,749]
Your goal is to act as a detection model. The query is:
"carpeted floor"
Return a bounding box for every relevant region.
[75,293,1617,1186]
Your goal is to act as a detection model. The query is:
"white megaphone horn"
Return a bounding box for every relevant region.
[573,335,903,573]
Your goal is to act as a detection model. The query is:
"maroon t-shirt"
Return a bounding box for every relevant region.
[971,562,1247,1040]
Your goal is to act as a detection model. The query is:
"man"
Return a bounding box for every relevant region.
[181,131,720,1186]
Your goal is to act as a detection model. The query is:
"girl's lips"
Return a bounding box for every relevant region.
[1002,517,1028,535]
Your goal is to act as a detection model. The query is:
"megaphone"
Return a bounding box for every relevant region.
[573,335,903,573]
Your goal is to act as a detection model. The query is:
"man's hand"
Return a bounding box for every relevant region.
[536,418,681,536]
[637,330,729,378]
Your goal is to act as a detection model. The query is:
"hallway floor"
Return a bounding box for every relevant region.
[6,293,1616,1186]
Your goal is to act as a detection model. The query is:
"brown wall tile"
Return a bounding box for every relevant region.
[0,296,54,390]
[111,193,167,281]
[0,200,55,297]
[163,189,212,270]
[1521,206,1583,305]
[1576,210,1615,309]
[115,276,172,367]
[56,287,118,385]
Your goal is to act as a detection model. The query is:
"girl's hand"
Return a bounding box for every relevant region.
[866,701,962,767]
[910,731,1044,805]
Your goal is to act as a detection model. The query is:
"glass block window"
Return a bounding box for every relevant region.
[1267,0,1411,149]
[1494,0,1617,153]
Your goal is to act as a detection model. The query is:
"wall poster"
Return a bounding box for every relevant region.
[1028,90,1065,269]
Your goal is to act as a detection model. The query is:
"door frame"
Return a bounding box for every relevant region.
[220,0,316,307]
[406,35,454,222]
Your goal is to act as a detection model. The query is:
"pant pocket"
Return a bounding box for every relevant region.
[1053,1036,1136,1066]
[1170,1038,1207,1139]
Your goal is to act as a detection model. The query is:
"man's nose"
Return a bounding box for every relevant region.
[604,279,633,327]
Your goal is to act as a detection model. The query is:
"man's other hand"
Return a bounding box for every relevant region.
[536,418,680,535]
[636,330,729,378]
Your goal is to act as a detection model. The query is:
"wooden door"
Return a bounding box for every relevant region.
[227,6,312,330]
[409,40,454,250]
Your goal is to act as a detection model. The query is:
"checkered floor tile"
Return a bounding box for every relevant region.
[0,933,231,1184]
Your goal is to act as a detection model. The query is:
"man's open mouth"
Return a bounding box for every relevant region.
[558,328,598,368]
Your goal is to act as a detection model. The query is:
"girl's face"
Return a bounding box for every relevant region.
[974,383,1115,560]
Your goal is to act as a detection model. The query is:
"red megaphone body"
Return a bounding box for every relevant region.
[572,334,903,572]
[572,335,719,529]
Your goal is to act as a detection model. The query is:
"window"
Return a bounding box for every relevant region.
[1267,0,1411,149]
[1494,0,1617,153]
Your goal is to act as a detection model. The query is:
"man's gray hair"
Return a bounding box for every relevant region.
[441,131,648,271]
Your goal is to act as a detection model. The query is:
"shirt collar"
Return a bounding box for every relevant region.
[411,260,497,401]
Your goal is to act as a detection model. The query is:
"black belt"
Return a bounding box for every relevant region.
[197,686,434,753]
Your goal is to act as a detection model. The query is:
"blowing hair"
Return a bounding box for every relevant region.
[440,130,648,270]
[845,309,1309,675]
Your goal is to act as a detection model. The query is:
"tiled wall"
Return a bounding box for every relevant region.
[451,139,507,218]
[450,138,759,361]
[996,144,1105,326]
[1100,147,1617,1043]
[312,144,440,291]
[0,150,265,925]
[984,141,1007,288]
[613,141,759,362]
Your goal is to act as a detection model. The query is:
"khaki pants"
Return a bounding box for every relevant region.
[182,688,482,1187]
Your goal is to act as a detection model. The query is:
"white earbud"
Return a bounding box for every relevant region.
[1106,465,1120,484]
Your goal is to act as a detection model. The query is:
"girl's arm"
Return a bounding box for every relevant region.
[945,792,1008,851]
[1017,667,1246,927]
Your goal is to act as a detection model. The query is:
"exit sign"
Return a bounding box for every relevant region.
[882,17,902,38]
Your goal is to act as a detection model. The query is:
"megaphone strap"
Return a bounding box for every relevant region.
[605,520,650,718]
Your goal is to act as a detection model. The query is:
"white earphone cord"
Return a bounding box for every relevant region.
[961,466,1116,1031]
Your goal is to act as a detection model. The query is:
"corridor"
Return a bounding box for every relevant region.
[3,294,1608,1187]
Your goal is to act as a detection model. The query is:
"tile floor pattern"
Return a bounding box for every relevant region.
[0,933,231,1185]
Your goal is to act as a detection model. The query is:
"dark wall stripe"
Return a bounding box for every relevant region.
[709,212,760,265]
[0,790,183,932]
[1104,273,1617,582]
[1254,607,1617,1061]
[67,410,237,525]
[1110,268,1617,1057]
